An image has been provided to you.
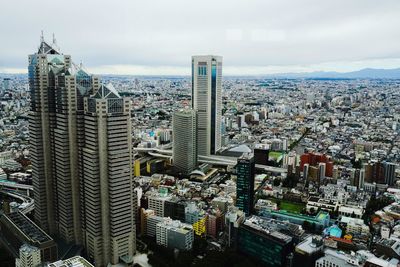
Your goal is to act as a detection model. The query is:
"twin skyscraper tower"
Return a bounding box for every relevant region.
[29,37,223,266]
[29,38,135,266]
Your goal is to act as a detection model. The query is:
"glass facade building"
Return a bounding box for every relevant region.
[236,153,255,215]
[191,55,222,156]
[238,218,293,267]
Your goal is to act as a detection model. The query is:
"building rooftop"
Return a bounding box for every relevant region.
[243,216,292,244]
[295,235,323,255]
[3,212,52,244]
[238,152,254,160]
[48,256,94,267]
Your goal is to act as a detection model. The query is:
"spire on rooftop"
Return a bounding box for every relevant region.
[38,31,61,55]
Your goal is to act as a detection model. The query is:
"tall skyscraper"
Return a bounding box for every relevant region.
[236,153,255,216]
[303,163,310,181]
[318,162,326,184]
[82,84,136,265]
[173,109,198,175]
[359,169,365,189]
[29,37,136,266]
[384,162,396,186]
[29,36,97,242]
[191,55,222,156]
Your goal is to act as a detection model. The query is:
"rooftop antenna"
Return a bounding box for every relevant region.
[52,33,56,45]
[39,31,45,53]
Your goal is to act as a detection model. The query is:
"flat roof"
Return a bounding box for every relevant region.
[3,212,52,243]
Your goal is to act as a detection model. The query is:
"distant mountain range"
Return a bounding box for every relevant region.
[264,68,400,79]
[1,67,400,79]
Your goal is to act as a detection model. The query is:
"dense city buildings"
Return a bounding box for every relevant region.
[2,67,400,267]
[1,27,400,267]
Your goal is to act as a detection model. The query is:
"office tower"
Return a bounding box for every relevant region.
[148,193,171,217]
[185,202,206,225]
[29,37,136,266]
[303,163,310,181]
[237,216,293,267]
[140,209,155,236]
[147,215,166,238]
[206,210,224,238]
[29,36,98,243]
[16,244,41,267]
[236,153,255,215]
[318,162,326,184]
[237,114,246,128]
[191,55,222,156]
[81,84,136,265]
[300,152,333,177]
[254,145,270,165]
[363,163,373,183]
[384,162,396,186]
[164,197,186,222]
[172,109,198,175]
[156,219,194,250]
[373,161,385,184]
[359,169,365,189]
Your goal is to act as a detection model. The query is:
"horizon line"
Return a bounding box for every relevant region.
[1,66,400,77]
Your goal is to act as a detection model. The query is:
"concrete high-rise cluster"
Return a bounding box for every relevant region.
[191,55,222,156]
[172,55,222,174]
[29,36,135,266]
[363,161,396,185]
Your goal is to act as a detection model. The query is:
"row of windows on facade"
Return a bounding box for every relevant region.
[198,66,207,76]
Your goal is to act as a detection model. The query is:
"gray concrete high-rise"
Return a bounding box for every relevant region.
[29,37,136,266]
[384,162,396,186]
[191,55,222,156]
[172,109,198,175]
[29,36,98,243]
[82,84,136,266]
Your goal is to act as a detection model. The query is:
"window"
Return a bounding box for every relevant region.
[198,66,207,76]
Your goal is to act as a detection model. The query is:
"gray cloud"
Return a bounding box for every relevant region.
[1,0,399,75]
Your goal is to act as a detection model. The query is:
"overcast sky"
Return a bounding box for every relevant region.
[1,0,399,75]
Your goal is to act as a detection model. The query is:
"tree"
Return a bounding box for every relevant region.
[362,195,394,223]
[273,178,281,187]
